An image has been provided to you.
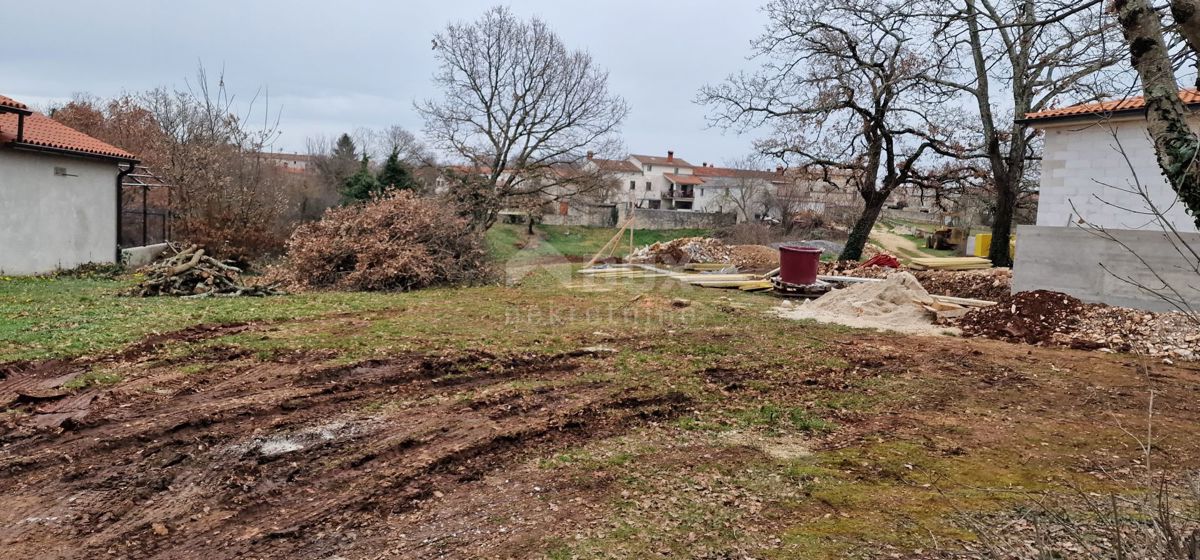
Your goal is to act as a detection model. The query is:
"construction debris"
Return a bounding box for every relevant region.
[126,245,284,298]
[628,237,733,265]
[1073,306,1200,360]
[728,245,780,271]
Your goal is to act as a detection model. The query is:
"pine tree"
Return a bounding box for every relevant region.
[377,149,417,191]
[340,155,382,203]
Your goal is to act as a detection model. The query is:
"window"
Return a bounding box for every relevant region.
[645,181,652,191]
[629,180,636,191]
[674,167,679,174]
[700,188,705,196]
[646,164,652,172]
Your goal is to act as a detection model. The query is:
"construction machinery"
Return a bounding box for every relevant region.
[925,225,968,250]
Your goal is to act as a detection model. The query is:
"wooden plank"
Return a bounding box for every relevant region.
[690,280,768,288]
[929,295,997,308]
[737,281,774,291]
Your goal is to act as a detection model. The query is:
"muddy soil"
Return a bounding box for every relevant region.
[0,326,686,559]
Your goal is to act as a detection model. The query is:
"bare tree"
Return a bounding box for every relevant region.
[921,0,1124,267]
[142,66,288,258]
[714,156,773,222]
[1113,0,1200,228]
[700,0,965,260]
[418,6,629,232]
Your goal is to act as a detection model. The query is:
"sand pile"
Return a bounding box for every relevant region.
[776,272,953,334]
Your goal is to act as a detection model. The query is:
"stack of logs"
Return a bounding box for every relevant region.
[125,245,284,298]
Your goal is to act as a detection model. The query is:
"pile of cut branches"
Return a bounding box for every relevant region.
[126,245,284,298]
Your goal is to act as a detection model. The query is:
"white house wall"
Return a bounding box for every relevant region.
[1036,118,1198,233]
[0,149,118,274]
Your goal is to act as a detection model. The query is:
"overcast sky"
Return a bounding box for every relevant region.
[2,0,769,166]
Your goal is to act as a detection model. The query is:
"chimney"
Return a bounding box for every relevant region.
[702,162,707,168]
[667,150,674,163]
[776,165,785,175]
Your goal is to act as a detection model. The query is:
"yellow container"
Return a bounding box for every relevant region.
[974,233,992,257]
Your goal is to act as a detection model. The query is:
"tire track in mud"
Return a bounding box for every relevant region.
[0,336,688,560]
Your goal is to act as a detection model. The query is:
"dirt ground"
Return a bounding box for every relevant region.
[3,311,1200,559]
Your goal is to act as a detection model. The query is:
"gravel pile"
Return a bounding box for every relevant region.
[1072,306,1200,361]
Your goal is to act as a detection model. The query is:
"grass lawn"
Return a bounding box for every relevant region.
[487,223,711,262]
[2,259,1198,558]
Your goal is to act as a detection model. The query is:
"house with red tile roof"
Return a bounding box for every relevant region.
[1012,90,1200,312]
[1,93,138,274]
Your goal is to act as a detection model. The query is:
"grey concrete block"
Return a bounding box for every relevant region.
[1013,225,1200,312]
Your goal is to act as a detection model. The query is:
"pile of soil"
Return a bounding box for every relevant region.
[776,272,950,335]
[628,237,732,265]
[729,245,779,271]
[958,290,1084,345]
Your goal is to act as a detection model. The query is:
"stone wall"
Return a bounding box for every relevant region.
[619,207,737,230]
[1013,224,1200,312]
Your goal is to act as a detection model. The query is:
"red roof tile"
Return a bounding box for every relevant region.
[664,173,705,186]
[1024,89,1200,122]
[590,157,640,173]
[0,99,137,161]
[694,166,784,182]
[0,94,31,113]
[632,153,694,168]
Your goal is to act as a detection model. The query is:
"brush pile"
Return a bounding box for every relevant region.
[126,245,283,298]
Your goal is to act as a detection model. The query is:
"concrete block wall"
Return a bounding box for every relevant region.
[1013,225,1200,312]
[1037,120,1197,233]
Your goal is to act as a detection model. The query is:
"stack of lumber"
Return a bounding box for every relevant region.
[577,264,773,292]
[908,257,992,271]
[126,245,284,298]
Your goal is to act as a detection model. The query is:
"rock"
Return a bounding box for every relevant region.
[152,523,169,536]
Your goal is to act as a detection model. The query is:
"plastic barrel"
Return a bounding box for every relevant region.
[779,245,823,285]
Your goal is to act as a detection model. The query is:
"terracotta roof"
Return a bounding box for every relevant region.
[664,173,705,186]
[1023,89,1200,122]
[0,93,136,159]
[694,166,785,182]
[0,101,136,161]
[0,94,31,114]
[631,153,694,168]
[590,157,640,173]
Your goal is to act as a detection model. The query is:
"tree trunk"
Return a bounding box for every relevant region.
[1115,0,1200,228]
[988,180,1017,267]
[839,193,886,261]
[526,212,536,235]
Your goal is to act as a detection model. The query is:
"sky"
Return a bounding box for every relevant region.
[1,0,769,166]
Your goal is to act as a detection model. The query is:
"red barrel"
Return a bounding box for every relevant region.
[778,245,823,285]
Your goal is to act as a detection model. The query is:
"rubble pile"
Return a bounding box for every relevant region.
[729,245,779,271]
[127,245,283,298]
[914,269,1011,302]
[821,261,1012,302]
[628,237,734,265]
[958,290,1084,345]
[1073,306,1200,360]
